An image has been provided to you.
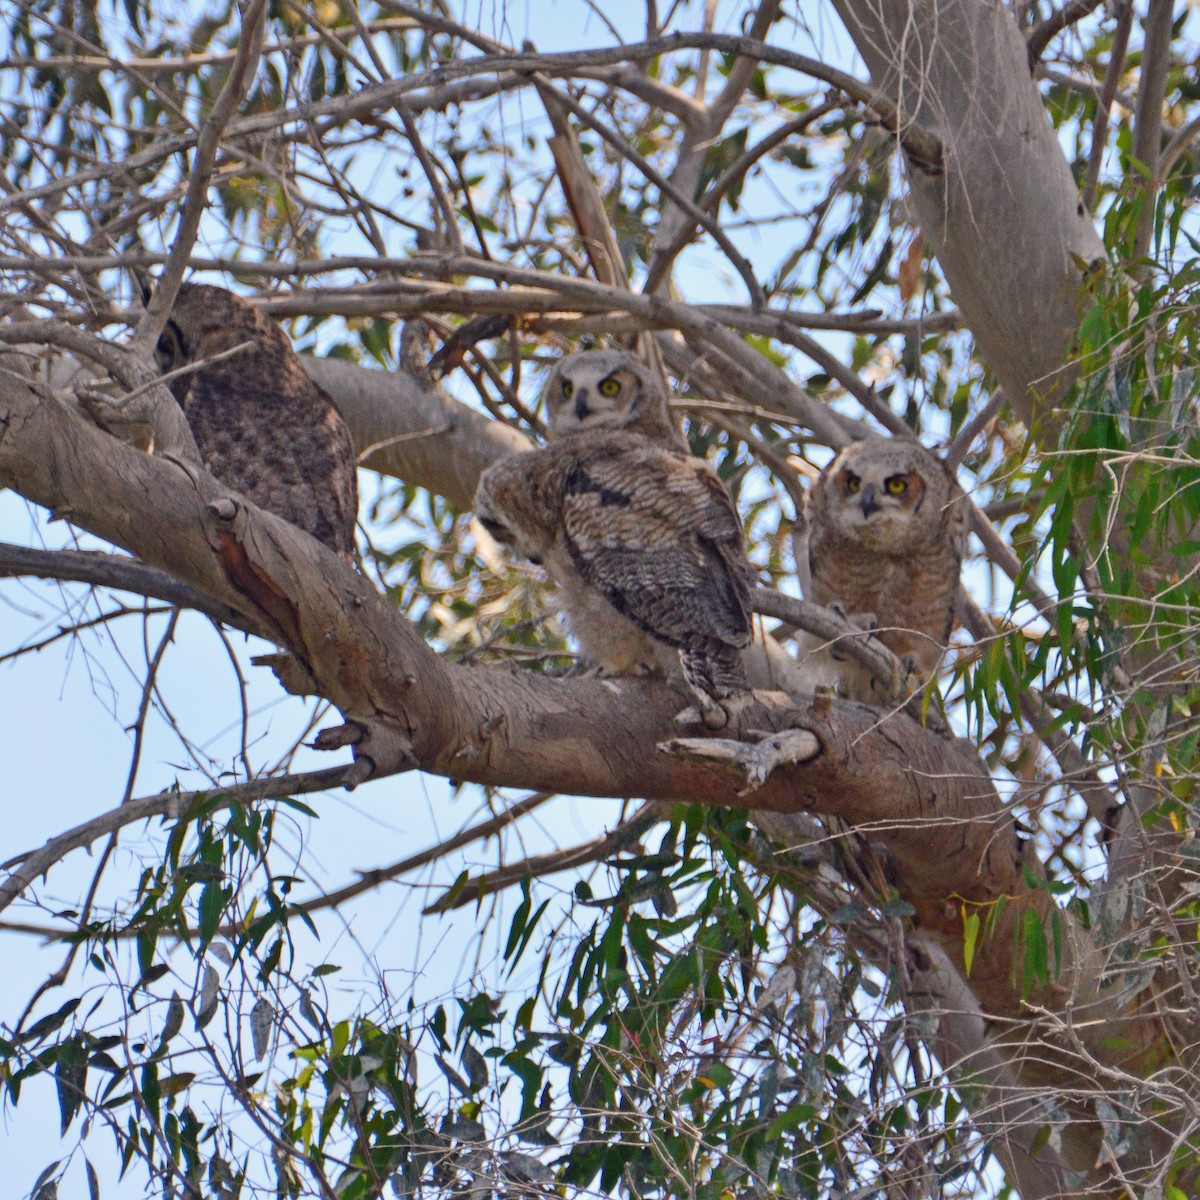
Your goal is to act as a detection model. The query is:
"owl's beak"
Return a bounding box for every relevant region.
[574,389,591,422]
[859,483,880,518]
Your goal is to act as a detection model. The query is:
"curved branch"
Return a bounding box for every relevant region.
[0,542,248,629]
[0,767,353,916]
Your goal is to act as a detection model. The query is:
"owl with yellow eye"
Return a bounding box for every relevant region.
[474,349,808,725]
[794,436,968,703]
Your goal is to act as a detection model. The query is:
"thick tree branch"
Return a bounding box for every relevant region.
[833,0,1105,431]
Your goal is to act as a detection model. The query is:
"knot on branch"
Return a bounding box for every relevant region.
[206,496,240,524]
[253,651,318,696]
[75,374,201,462]
[343,722,418,789]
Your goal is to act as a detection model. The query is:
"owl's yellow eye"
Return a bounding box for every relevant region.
[845,473,861,494]
[598,377,621,398]
[561,380,574,400]
[885,476,908,496]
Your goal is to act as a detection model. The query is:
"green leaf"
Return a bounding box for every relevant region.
[55,1036,87,1134]
[1021,909,1050,996]
[962,912,981,977]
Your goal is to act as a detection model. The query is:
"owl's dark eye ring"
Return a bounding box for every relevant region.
[598,377,621,398]
[845,472,861,495]
[561,380,574,400]
[885,476,908,496]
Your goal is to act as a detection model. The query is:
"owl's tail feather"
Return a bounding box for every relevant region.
[680,646,748,701]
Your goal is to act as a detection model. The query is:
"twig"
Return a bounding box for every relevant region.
[944,389,1006,470]
[0,32,942,221]
[423,802,664,913]
[0,768,354,915]
[0,542,249,630]
[538,78,766,309]
[1082,2,1132,211]
[753,587,904,691]
[296,791,555,916]
[134,0,268,350]
[644,99,841,297]
[1026,0,1105,65]
[401,253,856,446]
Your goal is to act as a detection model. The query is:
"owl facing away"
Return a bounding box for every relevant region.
[795,436,967,703]
[153,282,358,562]
[474,350,758,721]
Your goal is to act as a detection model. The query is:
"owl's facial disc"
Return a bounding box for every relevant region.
[840,466,924,527]
[558,370,631,429]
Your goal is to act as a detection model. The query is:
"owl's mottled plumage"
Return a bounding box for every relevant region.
[795,436,967,702]
[154,282,358,562]
[474,350,755,713]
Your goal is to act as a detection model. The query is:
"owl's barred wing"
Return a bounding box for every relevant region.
[560,444,753,652]
[474,450,561,563]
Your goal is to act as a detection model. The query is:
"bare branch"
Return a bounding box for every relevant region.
[1026,0,1105,65]
[1131,0,1176,264]
[0,768,354,916]
[134,0,268,350]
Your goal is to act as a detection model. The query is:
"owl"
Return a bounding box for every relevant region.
[794,436,967,703]
[153,282,358,562]
[474,350,757,723]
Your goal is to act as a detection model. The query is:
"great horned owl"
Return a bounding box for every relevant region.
[795,436,967,703]
[153,282,358,562]
[474,349,758,721]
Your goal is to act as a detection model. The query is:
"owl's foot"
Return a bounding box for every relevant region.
[659,727,820,795]
[827,604,879,662]
[675,688,757,732]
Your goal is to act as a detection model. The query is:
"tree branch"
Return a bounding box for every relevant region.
[134,0,268,350]
[0,767,353,916]
[0,542,248,630]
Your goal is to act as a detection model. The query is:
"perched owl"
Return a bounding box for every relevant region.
[474,350,757,722]
[795,436,967,703]
[153,282,358,562]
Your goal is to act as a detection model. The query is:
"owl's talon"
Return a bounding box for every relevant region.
[674,703,705,728]
[697,695,731,730]
[674,694,732,730]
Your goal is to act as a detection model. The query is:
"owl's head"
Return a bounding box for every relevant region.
[815,437,957,551]
[542,350,673,441]
[151,282,281,402]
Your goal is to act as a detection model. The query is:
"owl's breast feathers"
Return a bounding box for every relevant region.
[806,513,963,661]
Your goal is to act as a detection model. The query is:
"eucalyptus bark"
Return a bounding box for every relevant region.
[831,0,1105,432]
